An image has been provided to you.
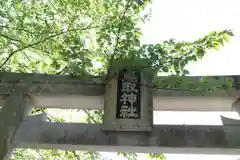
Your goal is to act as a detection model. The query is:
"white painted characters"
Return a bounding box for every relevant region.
[121,92,137,106]
[121,79,138,93]
[119,79,139,118]
[119,105,138,118]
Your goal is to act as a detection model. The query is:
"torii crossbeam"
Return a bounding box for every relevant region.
[1,72,240,160]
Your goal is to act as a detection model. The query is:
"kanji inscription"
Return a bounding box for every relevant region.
[116,70,141,119]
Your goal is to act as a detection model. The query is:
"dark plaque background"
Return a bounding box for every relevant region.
[116,70,141,119]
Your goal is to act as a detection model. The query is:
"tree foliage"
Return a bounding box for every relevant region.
[0,0,234,159]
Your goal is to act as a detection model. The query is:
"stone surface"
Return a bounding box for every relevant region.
[0,89,30,160]
[14,117,240,154]
[0,72,238,111]
[0,72,238,97]
[1,72,240,157]
[0,95,234,111]
[103,71,153,131]
[221,116,240,147]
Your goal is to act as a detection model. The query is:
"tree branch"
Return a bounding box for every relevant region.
[83,109,99,124]
[106,0,132,80]
[0,33,22,43]
[0,25,100,69]
[0,25,39,36]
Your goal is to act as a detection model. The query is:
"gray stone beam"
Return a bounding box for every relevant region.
[0,95,232,111]
[0,72,104,96]
[0,72,238,96]
[13,115,240,154]
[0,72,239,111]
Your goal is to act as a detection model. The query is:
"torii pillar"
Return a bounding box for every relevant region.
[0,87,32,160]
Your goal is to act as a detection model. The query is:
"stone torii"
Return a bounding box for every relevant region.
[1,71,240,160]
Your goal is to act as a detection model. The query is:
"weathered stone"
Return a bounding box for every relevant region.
[13,118,236,154]
[0,72,238,97]
[221,116,240,147]
[0,72,238,111]
[103,70,153,131]
[0,88,31,160]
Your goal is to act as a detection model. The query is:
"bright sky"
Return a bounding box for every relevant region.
[141,0,240,76]
[141,0,240,159]
[50,0,240,159]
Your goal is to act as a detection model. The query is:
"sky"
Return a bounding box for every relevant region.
[140,0,240,159]
[49,0,240,159]
[141,0,240,76]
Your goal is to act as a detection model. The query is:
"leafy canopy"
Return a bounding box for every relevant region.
[0,0,234,159]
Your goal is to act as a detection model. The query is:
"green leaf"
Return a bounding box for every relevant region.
[162,66,169,72]
[183,69,190,75]
[148,153,165,160]
[219,38,224,46]
[223,34,231,43]
[15,3,22,9]
[214,43,220,50]
[226,30,234,36]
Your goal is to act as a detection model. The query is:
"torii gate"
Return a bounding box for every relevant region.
[1,71,240,160]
